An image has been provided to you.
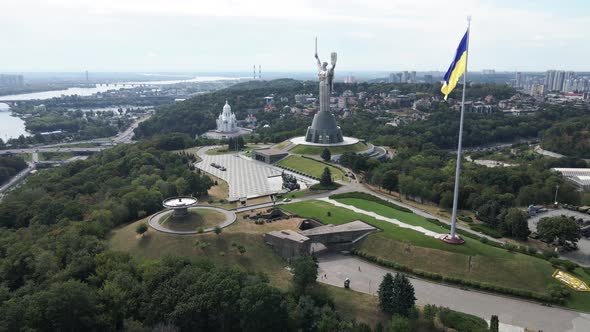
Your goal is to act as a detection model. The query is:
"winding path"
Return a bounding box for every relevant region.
[318,197,442,237]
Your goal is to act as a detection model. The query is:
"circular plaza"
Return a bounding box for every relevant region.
[149,197,236,234]
[289,135,359,147]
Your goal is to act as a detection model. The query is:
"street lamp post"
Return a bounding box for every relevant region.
[554,184,559,207]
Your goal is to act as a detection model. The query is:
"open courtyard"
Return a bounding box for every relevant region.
[195,147,317,201]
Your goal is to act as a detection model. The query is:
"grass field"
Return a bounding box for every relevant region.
[289,141,368,155]
[109,214,297,289]
[205,145,256,155]
[39,152,74,161]
[277,155,346,180]
[325,285,389,328]
[159,209,226,232]
[281,199,590,310]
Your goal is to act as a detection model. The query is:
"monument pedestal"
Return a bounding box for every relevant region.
[439,234,465,244]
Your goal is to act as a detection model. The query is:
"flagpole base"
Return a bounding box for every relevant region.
[439,234,465,245]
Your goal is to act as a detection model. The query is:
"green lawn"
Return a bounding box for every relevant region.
[324,285,388,328]
[276,155,346,180]
[289,141,368,155]
[39,152,74,161]
[281,199,590,310]
[205,145,256,155]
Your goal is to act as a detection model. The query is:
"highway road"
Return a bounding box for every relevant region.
[0,115,150,156]
[0,115,150,194]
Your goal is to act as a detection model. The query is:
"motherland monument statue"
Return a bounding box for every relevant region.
[304,38,344,144]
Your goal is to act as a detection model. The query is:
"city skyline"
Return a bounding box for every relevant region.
[1,0,590,72]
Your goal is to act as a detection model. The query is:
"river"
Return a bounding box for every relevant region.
[0,76,243,140]
[0,76,243,102]
[0,104,29,141]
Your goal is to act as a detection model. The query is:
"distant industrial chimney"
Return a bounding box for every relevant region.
[258,65,261,80]
[253,64,256,80]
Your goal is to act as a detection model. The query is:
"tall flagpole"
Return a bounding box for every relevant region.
[449,16,471,241]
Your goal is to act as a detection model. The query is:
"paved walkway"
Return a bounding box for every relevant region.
[147,206,236,235]
[317,252,590,332]
[318,197,442,237]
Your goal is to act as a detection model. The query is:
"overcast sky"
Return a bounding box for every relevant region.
[1,0,589,73]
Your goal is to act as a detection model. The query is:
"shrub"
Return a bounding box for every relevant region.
[503,243,517,252]
[438,307,489,332]
[550,258,578,271]
[547,284,570,303]
[458,215,473,223]
[542,248,558,259]
[470,224,503,238]
[214,226,222,235]
[527,246,538,255]
[135,223,148,236]
[197,227,204,234]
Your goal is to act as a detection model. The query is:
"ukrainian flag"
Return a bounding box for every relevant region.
[441,30,469,100]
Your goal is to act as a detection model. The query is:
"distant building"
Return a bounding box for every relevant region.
[515,72,523,88]
[388,73,399,83]
[294,94,314,105]
[252,149,288,164]
[531,83,545,97]
[344,74,356,84]
[0,74,24,87]
[482,69,496,75]
[552,168,590,192]
[502,108,536,116]
[203,101,250,139]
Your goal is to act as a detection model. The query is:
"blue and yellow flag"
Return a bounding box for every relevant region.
[441,30,469,100]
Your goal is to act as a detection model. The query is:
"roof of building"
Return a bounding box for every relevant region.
[253,148,288,156]
[266,230,309,242]
[300,220,376,236]
[552,168,590,177]
[552,168,590,189]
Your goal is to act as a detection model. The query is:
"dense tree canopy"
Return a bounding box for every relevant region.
[541,116,590,158]
[0,155,27,185]
[0,140,211,229]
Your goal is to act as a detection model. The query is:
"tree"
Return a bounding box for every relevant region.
[381,170,399,193]
[135,223,148,236]
[321,148,331,162]
[537,216,581,246]
[238,283,289,332]
[320,167,333,186]
[378,273,395,314]
[237,245,246,255]
[490,315,499,332]
[391,273,416,316]
[502,208,530,240]
[214,225,222,235]
[292,255,318,293]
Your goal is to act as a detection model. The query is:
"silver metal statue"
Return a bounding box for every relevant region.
[315,37,337,114]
